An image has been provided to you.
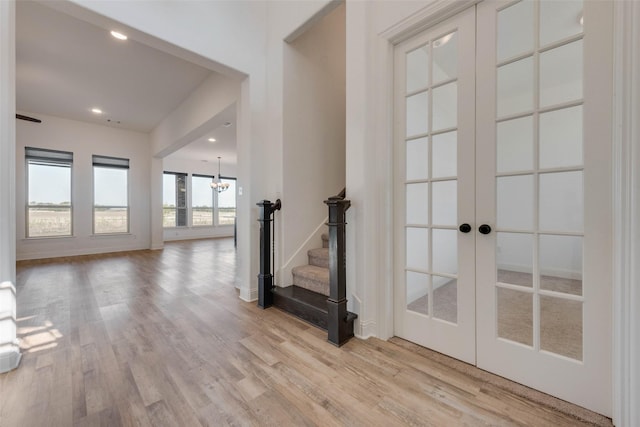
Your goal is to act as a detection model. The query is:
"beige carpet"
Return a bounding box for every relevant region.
[407,270,582,360]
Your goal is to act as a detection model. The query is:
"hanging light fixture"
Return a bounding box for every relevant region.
[210,156,230,193]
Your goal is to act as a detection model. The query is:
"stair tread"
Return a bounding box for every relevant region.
[292,264,329,276]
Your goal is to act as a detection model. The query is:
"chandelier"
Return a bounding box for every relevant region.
[210,156,230,193]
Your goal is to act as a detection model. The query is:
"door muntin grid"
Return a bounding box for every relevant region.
[494,0,585,361]
[404,30,460,324]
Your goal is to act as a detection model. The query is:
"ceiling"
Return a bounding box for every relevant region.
[15,0,237,163]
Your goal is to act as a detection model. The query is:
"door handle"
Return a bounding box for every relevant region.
[478,224,492,235]
[459,223,472,233]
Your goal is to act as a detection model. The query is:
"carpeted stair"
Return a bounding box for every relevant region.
[273,233,357,336]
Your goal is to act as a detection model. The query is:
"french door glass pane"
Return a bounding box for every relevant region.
[497,287,533,346]
[406,91,429,137]
[539,171,583,232]
[406,227,429,270]
[406,183,429,225]
[497,56,534,117]
[539,106,583,169]
[432,228,457,275]
[431,180,457,226]
[539,40,583,108]
[497,115,534,173]
[432,82,457,131]
[540,0,584,46]
[406,137,429,180]
[497,175,534,230]
[540,296,582,360]
[539,234,583,296]
[433,276,457,324]
[406,45,429,93]
[406,271,429,315]
[432,131,457,178]
[497,0,534,62]
[497,232,533,288]
[432,31,458,84]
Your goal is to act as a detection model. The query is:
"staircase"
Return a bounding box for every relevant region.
[259,192,357,346]
[273,232,357,344]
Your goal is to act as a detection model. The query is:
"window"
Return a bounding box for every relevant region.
[217,177,236,225]
[26,147,73,237]
[93,155,129,234]
[163,172,187,227]
[192,175,214,226]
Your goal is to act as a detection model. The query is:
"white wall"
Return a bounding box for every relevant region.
[345,0,432,337]
[148,73,240,248]
[161,155,236,241]
[151,73,241,157]
[15,112,151,260]
[70,0,271,301]
[280,3,346,285]
[0,0,20,373]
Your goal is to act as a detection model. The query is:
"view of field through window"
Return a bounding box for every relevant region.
[163,173,236,227]
[27,155,236,235]
[27,161,72,237]
[94,165,128,234]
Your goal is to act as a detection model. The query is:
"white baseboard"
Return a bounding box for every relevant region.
[356,319,377,340]
[0,346,21,373]
[16,243,150,261]
[240,287,258,302]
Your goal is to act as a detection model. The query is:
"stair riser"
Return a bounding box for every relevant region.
[308,254,329,269]
[273,293,328,330]
[292,273,329,296]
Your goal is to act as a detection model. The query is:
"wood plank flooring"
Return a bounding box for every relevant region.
[1,238,611,426]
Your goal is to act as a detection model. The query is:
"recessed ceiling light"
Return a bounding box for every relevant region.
[91,108,103,114]
[110,31,128,41]
[208,138,216,142]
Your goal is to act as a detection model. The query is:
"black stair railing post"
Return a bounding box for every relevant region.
[257,199,281,309]
[325,195,351,346]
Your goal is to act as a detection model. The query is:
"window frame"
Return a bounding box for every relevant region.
[92,155,130,235]
[163,171,188,228]
[191,174,215,227]
[25,147,74,238]
[215,176,237,226]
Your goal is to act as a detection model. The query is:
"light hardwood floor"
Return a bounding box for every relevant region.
[1,238,611,426]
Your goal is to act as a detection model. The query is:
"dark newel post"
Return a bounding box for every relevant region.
[257,199,281,309]
[325,196,351,346]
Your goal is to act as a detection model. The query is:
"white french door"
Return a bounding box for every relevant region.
[394,0,613,416]
[393,6,477,365]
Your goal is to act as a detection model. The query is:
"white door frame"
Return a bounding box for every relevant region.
[611,2,640,426]
[373,0,640,424]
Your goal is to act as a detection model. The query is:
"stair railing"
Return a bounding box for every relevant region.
[324,189,352,346]
[257,199,281,308]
